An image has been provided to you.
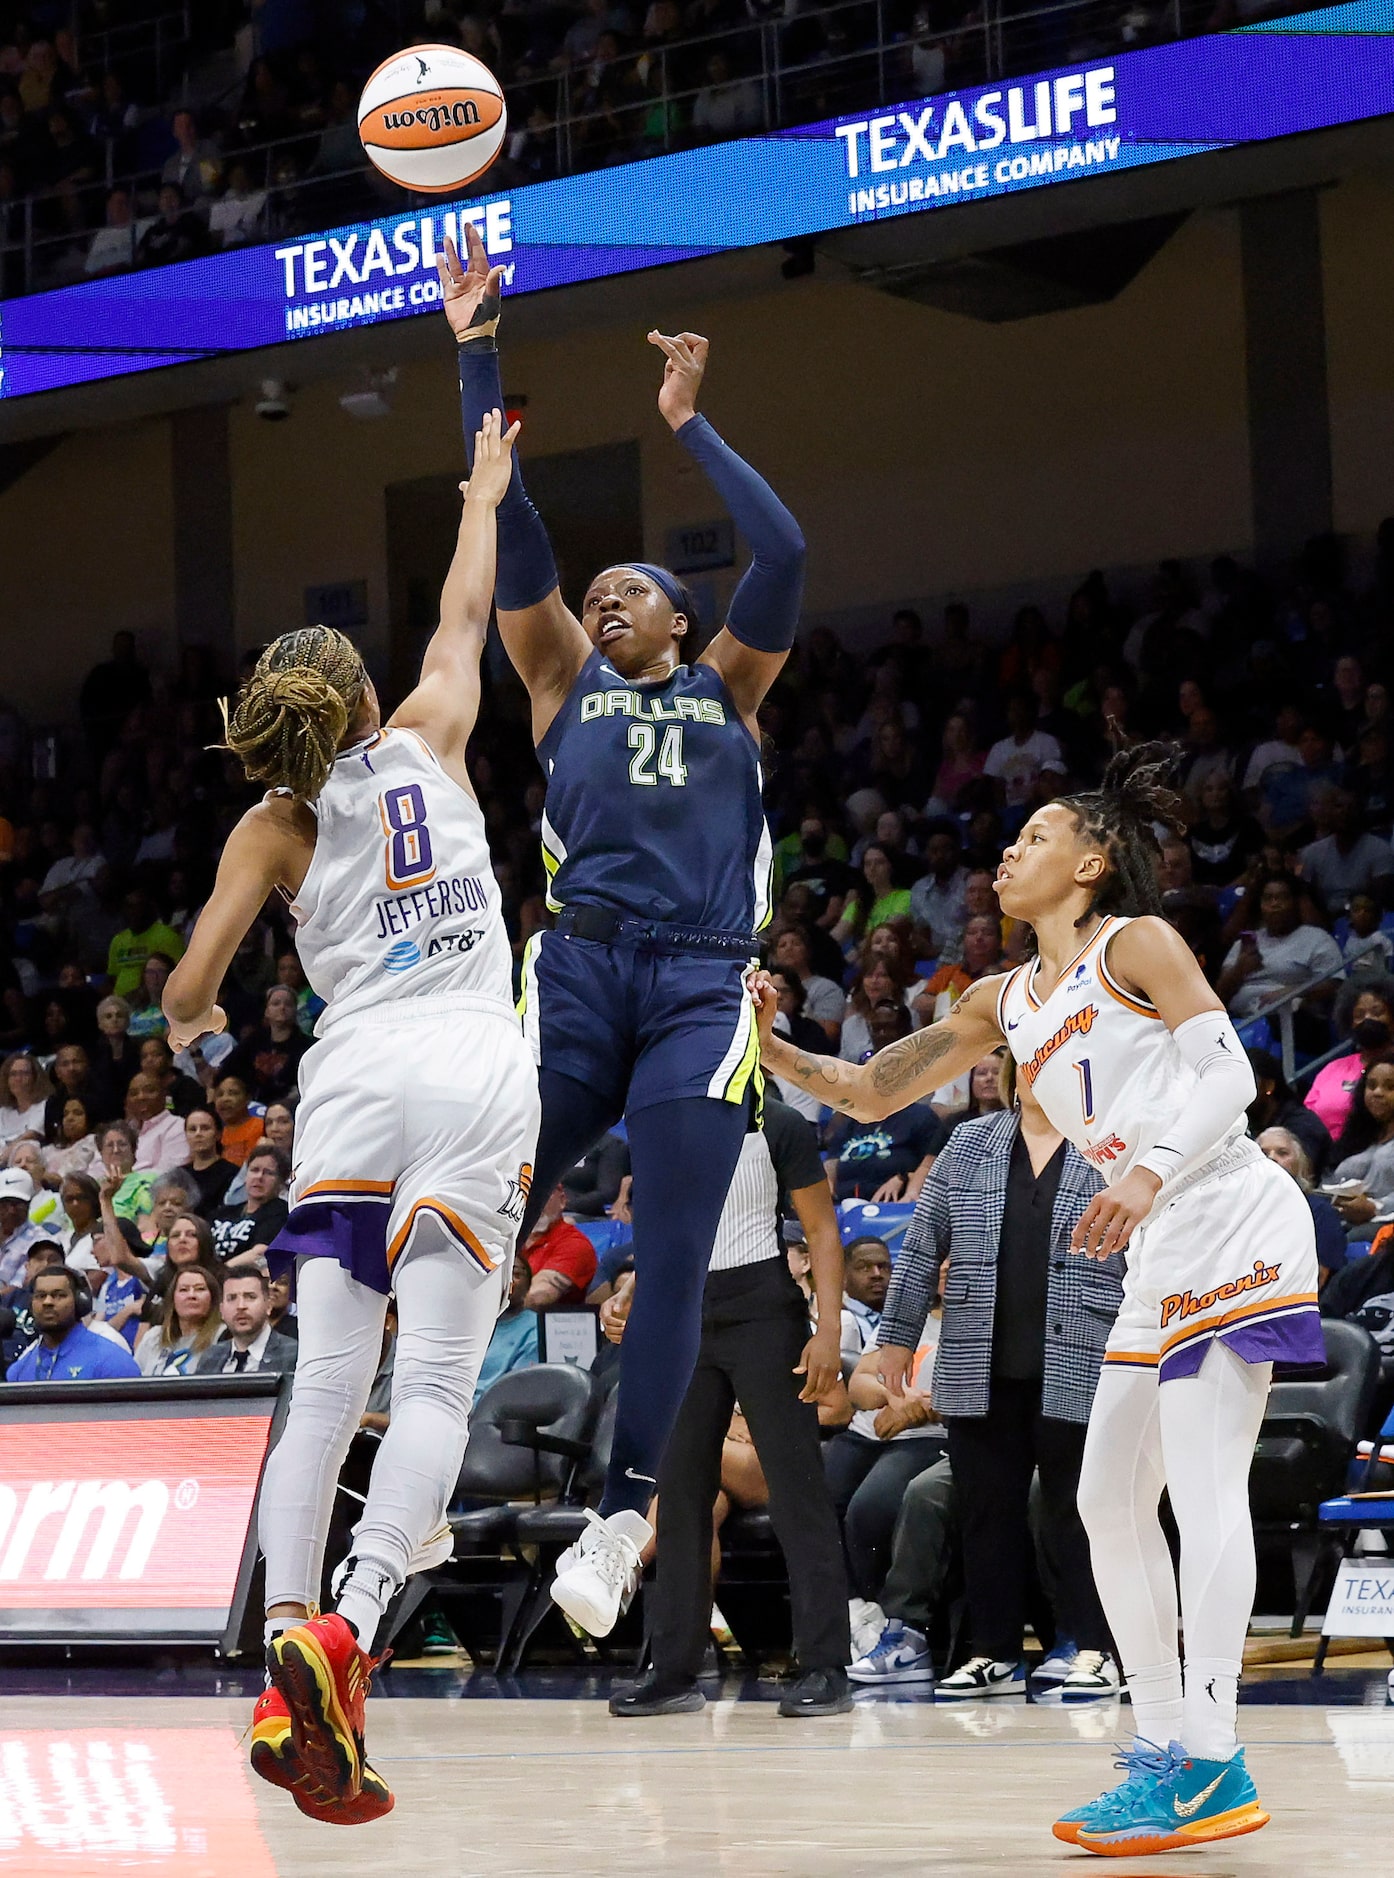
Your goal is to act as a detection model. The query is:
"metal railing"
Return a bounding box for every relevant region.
[1242,955,1354,1086]
[0,0,1270,300]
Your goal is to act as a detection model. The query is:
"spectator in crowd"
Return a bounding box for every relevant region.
[195,1268,298,1375]
[914,914,1007,1024]
[1299,788,1394,916]
[781,814,860,931]
[160,107,220,203]
[609,1098,851,1718]
[37,822,106,921]
[945,1051,1011,1133]
[690,51,762,135]
[563,1130,630,1219]
[984,691,1064,820]
[1185,775,1265,889]
[78,631,150,757]
[142,1171,201,1266]
[127,953,174,1040]
[43,1092,101,1178]
[261,1100,297,1158]
[839,1237,891,1358]
[7,1264,140,1381]
[136,181,210,266]
[212,1074,263,1167]
[908,822,970,956]
[85,184,140,273]
[925,714,985,818]
[521,1183,598,1307]
[97,1123,154,1237]
[42,1039,94,1130]
[88,1211,148,1349]
[0,1052,49,1147]
[0,1167,47,1294]
[223,985,311,1104]
[125,1071,190,1171]
[1342,893,1394,976]
[57,1171,101,1270]
[766,967,835,1123]
[476,1249,540,1393]
[152,1213,218,1297]
[1256,1127,1348,1285]
[772,925,846,1041]
[136,1261,223,1375]
[1303,976,1394,1139]
[840,959,915,1063]
[1,1239,66,1373]
[89,995,140,1119]
[209,1143,290,1266]
[837,844,913,942]
[1216,873,1343,1031]
[183,1105,238,1216]
[1245,1049,1333,1179]
[1326,1061,1394,1236]
[107,889,185,1001]
[139,1036,198,1118]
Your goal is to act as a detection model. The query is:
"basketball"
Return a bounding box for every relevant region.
[357,44,507,194]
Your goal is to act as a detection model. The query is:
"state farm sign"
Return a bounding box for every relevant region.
[0,1414,272,1616]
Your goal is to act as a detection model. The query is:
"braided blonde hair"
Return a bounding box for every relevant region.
[224,627,367,801]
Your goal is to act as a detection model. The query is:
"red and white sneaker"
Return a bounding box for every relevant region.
[249,1686,394,1825]
[267,1613,377,1804]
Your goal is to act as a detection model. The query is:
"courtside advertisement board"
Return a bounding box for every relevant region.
[0,1379,283,1646]
[0,0,1392,399]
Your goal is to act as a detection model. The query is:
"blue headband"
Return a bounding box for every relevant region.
[622,562,698,625]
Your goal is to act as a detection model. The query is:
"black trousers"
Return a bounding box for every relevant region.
[652,1259,850,1678]
[945,1377,1107,1662]
[822,1431,948,1601]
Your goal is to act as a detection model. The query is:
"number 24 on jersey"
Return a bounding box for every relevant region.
[628,723,688,788]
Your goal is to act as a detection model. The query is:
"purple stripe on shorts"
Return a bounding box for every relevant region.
[1158,1307,1327,1382]
[269,1200,392,1297]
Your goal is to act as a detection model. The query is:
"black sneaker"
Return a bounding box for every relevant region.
[778,1667,854,1717]
[609,1669,706,1717]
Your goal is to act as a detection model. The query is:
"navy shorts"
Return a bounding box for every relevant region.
[518,930,759,1114]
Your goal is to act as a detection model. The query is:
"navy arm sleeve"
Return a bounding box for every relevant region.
[675,413,805,651]
[457,339,560,611]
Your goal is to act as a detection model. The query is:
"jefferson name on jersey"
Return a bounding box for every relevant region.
[372,869,491,943]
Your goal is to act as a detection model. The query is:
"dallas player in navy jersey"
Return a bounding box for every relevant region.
[439,225,820,1636]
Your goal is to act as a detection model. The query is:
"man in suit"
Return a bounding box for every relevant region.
[196,1268,298,1376]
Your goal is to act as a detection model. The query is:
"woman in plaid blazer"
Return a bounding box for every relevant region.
[877,1066,1125,1700]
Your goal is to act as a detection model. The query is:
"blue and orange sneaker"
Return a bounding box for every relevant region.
[1075,1744,1269,1855]
[1052,1738,1179,1845]
[249,1686,395,1825]
[268,1613,377,1805]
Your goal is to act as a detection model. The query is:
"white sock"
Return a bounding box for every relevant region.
[1182,1654,1241,1760]
[1125,1659,1184,1747]
[334,1556,400,1655]
[264,1616,296,1650]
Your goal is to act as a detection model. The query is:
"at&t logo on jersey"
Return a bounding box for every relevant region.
[383,941,421,974]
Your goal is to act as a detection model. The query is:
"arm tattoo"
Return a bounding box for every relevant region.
[787,1049,859,1115]
[869,1025,957,1100]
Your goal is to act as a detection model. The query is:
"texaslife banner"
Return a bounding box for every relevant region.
[1,0,1393,399]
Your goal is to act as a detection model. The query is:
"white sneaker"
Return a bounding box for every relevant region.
[550,1508,652,1638]
[848,1598,887,1660]
[1029,1637,1079,1701]
[1060,1649,1121,1703]
[848,1619,936,1685]
[934,1656,1026,1700]
[330,1521,453,1598]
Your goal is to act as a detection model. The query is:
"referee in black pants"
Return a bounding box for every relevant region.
[608,1098,853,1717]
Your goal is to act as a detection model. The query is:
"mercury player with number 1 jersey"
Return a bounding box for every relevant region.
[441,224,804,1639]
[163,412,539,1827]
[755,744,1323,1858]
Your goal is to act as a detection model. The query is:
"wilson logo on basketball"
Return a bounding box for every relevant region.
[365,89,504,149]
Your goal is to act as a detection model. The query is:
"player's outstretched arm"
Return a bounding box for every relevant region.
[753,973,1006,1123]
[392,408,517,786]
[163,800,312,1052]
[649,331,806,729]
[438,227,590,739]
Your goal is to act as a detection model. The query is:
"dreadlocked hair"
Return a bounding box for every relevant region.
[1056,740,1187,928]
[223,627,366,802]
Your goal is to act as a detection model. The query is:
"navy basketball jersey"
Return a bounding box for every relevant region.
[536,647,772,933]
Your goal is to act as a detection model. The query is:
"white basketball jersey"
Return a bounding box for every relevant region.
[997,914,1244,1188]
[290,726,514,1021]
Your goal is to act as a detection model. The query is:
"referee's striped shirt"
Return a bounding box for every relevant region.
[708,1099,825,1272]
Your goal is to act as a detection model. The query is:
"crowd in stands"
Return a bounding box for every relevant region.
[0,0,1307,289]
[4,514,1394,1666]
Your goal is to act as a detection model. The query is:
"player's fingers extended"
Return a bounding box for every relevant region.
[442,233,463,277]
[464,221,487,268]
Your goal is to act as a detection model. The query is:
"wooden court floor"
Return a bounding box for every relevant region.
[1,1687,1391,1877]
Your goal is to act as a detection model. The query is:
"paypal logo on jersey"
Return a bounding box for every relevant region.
[1067,963,1090,991]
[383,940,421,973]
